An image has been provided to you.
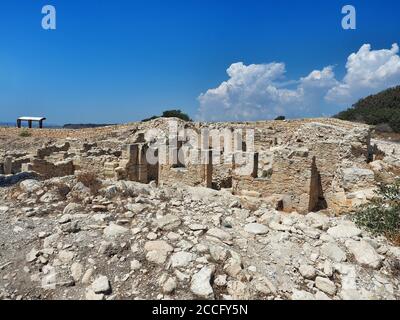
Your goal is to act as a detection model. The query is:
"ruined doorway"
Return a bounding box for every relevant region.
[308,157,328,212]
[147,147,159,184]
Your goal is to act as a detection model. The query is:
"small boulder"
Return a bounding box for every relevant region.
[103,223,129,238]
[91,275,111,294]
[244,223,269,235]
[345,240,382,269]
[299,265,316,280]
[327,225,362,239]
[190,266,215,299]
[154,214,182,231]
[315,277,336,296]
[170,252,194,268]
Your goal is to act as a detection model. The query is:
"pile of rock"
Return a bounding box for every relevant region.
[0,176,399,300]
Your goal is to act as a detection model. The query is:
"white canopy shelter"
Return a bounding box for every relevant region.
[17,117,46,128]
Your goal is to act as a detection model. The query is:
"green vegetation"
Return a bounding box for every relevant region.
[19,129,31,137]
[353,179,400,244]
[275,116,286,121]
[335,86,400,133]
[142,109,192,122]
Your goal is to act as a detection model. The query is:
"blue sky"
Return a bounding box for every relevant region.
[0,0,399,124]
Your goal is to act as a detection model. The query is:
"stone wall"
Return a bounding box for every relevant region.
[232,148,314,213]
[158,148,212,188]
[22,158,74,179]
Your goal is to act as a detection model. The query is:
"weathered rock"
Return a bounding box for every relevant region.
[292,290,315,300]
[170,252,194,268]
[85,289,104,300]
[342,167,375,190]
[82,268,94,284]
[93,205,107,212]
[0,206,9,214]
[130,260,142,271]
[26,248,40,262]
[327,225,362,239]
[214,275,227,287]
[70,263,83,282]
[269,221,291,232]
[224,257,243,278]
[206,228,232,241]
[63,203,83,215]
[190,266,215,299]
[91,275,111,294]
[154,214,182,231]
[306,212,330,230]
[103,223,129,238]
[346,240,382,269]
[189,224,207,231]
[299,265,316,280]
[251,277,275,295]
[209,245,228,262]
[315,291,331,300]
[162,277,177,294]
[60,221,80,233]
[320,242,347,262]
[227,281,251,300]
[59,214,72,224]
[145,241,174,264]
[125,203,147,214]
[20,179,42,193]
[58,250,74,263]
[244,223,269,235]
[315,277,336,296]
[323,260,333,277]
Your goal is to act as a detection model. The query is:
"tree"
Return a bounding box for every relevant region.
[335,86,400,133]
[161,110,192,121]
[275,116,286,121]
[142,109,192,122]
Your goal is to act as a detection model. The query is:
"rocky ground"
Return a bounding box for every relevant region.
[1,175,399,300]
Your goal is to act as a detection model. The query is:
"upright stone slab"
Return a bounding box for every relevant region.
[204,149,213,188]
[138,145,148,184]
[4,157,13,175]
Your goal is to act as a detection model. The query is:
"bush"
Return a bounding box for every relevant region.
[161,110,192,121]
[353,179,400,243]
[275,116,286,121]
[19,129,31,137]
[142,109,192,122]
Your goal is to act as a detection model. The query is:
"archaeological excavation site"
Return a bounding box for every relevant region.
[1,117,400,300]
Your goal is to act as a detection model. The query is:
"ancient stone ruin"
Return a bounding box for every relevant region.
[0,118,380,214]
[1,118,400,301]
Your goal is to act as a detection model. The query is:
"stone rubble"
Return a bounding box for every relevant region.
[0,175,398,300]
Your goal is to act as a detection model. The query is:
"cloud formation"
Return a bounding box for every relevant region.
[197,44,400,121]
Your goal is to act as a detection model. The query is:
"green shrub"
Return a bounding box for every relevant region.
[275,116,286,121]
[142,109,192,122]
[353,179,400,243]
[19,129,31,137]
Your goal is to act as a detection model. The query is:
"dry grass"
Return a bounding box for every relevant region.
[388,233,400,247]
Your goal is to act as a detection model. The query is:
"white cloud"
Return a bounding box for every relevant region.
[197,44,400,121]
[326,43,400,104]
